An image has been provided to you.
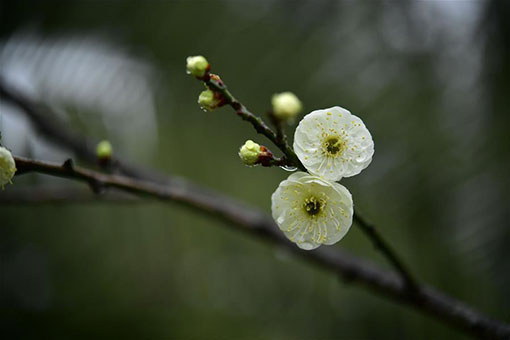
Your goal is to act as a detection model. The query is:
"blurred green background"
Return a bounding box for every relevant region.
[1,1,509,339]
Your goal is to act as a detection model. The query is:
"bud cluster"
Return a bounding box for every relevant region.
[186,56,226,111]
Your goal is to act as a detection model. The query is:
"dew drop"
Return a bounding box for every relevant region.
[280,165,298,172]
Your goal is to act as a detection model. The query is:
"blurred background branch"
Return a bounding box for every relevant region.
[12,155,510,339]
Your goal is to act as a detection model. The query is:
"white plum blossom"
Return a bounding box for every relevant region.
[0,146,16,189]
[293,106,374,181]
[271,171,353,250]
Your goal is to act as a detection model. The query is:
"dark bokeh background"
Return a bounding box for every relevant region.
[1,1,509,339]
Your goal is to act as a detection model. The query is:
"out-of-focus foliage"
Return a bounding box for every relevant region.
[0,1,508,339]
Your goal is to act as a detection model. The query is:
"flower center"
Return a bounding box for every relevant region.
[323,136,346,157]
[303,196,325,216]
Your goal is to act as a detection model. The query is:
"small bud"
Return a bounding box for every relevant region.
[186,55,210,78]
[239,140,262,166]
[198,89,224,111]
[96,140,113,161]
[208,73,224,86]
[239,140,276,166]
[271,92,303,121]
[0,146,16,189]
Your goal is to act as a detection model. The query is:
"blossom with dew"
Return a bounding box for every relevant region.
[198,89,224,111]
[0,146,16,189]
[96,140,113,160]
[294,106,374,181]
[271,92,302,121]
[271,171,353,250]
[186,55,210,78]
[239,140,261,165]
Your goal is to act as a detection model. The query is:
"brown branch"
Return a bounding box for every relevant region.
[11,155,510,340]
[2,77,510,339]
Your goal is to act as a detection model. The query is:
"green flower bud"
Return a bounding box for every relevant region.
[239,140,261,166]
[186,55,210,78]
[198,89,223,111]
[0,146,16,189]
[96,140,113,160]
[271,92,303,121]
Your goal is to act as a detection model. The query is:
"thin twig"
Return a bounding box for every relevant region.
[353,212,417,289]
[204,74,304,169]
[11,155,510,340]
[268,110,291,158]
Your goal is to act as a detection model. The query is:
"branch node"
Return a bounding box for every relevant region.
[62,159,75,172]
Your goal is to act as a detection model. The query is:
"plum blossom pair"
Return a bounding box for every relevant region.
[271,106,374,250]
